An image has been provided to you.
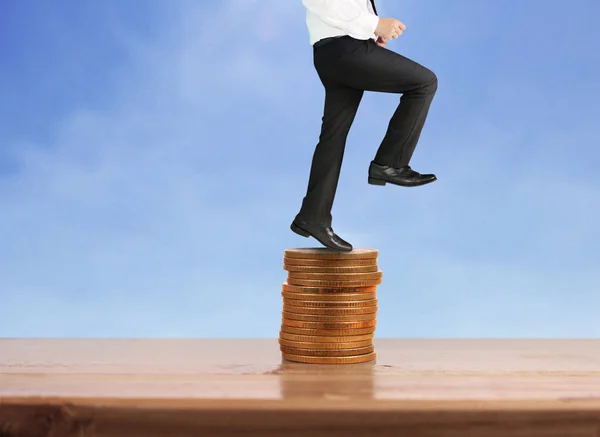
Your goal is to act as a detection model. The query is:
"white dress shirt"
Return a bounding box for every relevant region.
[302,0,380,45]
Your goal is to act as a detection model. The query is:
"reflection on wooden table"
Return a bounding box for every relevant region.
[1,339,599,436]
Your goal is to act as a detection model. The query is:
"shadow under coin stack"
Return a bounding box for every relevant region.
[279,248,381,364]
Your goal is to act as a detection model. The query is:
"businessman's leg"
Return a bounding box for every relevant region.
[295,84,364,228]
[336,39,438,186]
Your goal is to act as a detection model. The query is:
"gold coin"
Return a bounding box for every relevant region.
[280,345,374,357]
[284,264,378,274]
[284,248,378,260]
[282,283,377,294]
[278,332,374,343]
[282,311,376,322]
[286,277,381,288]
[283,298,378,308]
[282,291,377,301]
[281,319,376,329]
[283,257,378,267]
[282,304,377,315]
[280,325,376,336]
[287,271,382,281]
[278,338,372,350]
[282,352,377,364]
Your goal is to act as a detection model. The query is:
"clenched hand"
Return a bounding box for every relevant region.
[375,18,406,41]
[376,36,388,48]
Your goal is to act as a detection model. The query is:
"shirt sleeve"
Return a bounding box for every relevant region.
[302,0,380,39]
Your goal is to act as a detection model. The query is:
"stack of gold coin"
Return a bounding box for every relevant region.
[280,248,381,364]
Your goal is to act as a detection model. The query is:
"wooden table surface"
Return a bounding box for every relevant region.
[1,339,600,436]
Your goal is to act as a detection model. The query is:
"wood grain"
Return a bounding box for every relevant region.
[1,339,600,436]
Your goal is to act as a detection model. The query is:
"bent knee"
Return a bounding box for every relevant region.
[406,67,437,95]
[423,70,438,94]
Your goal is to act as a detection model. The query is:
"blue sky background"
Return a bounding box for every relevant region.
[1,0,599,338]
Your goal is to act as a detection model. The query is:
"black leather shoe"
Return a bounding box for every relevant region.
[290,219,353,252]
[368,161,437,187]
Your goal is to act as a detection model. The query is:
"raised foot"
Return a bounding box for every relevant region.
[368,161,437,187]
[367,176,387,186]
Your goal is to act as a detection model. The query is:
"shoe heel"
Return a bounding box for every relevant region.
[290,222,310,238]
[368,177,386,186]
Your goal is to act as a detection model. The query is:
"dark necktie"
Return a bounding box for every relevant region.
[369,0,378,15]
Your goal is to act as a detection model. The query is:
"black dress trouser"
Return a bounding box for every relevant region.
[295,36,438,228]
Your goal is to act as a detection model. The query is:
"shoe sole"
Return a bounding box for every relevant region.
[290,222,311,238]
[290,222,352,252]
[368,176,437,187]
